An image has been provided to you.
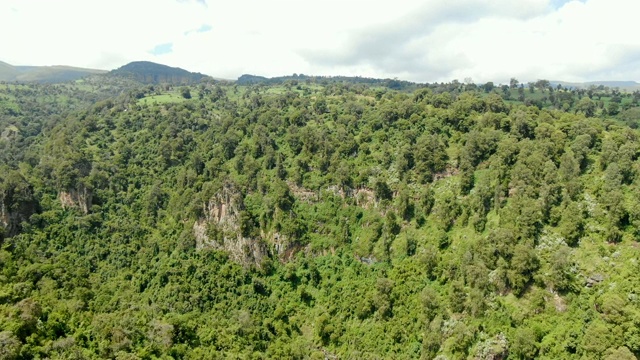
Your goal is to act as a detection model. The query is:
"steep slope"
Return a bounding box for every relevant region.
[2,80,640,359]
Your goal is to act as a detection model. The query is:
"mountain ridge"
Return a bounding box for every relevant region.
[108,61,210,85]
[0,61,106,82]
[3,59,640,89]
[551,80,640,90]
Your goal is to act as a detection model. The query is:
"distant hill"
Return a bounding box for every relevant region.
[237,74,269,85]
[551,80,640,90]
[237,73,418,90]
[0,61,106,83]
[109,61,209,85]
[0,61,19,80]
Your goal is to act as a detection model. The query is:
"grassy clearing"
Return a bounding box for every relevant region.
[137,91,196,104]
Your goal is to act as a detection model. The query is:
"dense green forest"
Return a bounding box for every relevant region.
[1,74,640,359]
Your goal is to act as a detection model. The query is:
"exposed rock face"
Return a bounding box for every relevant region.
[58,185,92,214]
[353,188,376,208]
[287,181,317,203]
[0,200,10,237]
[193,182,379,265]
[193,183,268,267]
[586,273,605,287]
[262,230,304,262]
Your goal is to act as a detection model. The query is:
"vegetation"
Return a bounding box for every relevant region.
[1,73,640,359]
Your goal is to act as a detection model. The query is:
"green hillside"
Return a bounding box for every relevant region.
[1,78,640,359]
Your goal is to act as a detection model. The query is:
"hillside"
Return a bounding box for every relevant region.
[109,61,210,85]
[0,61,106,83]
[1,79,640,359]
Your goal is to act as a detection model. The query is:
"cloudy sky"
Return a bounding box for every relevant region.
[2,0,638,83]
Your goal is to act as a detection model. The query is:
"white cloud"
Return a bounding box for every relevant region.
[442,0,639,83]
[0,0,638,82]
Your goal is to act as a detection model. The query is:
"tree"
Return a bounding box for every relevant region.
[396,186,414,221]
[581,321,614,357]
[374,180,393,201]
[273,180,294,211]
[559,150,581,199]
[570,134,592,171]
[313,97,328,114]
[600,139,619,170]
[434,190,460,231]
[604,347,636,360]
[180,87,192,99]
[501,85,511,100]
[528,82,535,93]
[576,97,596,117]
[511,327,539,359]
[508,243,539,295]
[384,210,401,236]
[607,101,620,116]
[0,331,21,359]
[448,280,466,313]
[548,245,576,292]
[486,93,508,113]
[420,286,440,321]
[558,201,584,246]
[483,82,495,93]
[414,133,448,183]
[535,79,550,93]
[374,278,394,319]
[510,77,519,89]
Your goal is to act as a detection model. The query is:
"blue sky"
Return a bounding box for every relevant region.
[550,0,582,8]
[150,43,174,56]
[1,0,638,83]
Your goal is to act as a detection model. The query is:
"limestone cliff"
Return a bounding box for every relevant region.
[193,183,268,267]
[193,182,379,265]
[58,184,92,214]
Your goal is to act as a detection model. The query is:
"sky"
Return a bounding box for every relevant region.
[2,0,639,84]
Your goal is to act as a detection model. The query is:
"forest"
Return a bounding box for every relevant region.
[1,73,640,359]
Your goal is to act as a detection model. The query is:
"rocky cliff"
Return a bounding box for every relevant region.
[193,183,268,267]
[58,184,92,214]
[193,182,381,266]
